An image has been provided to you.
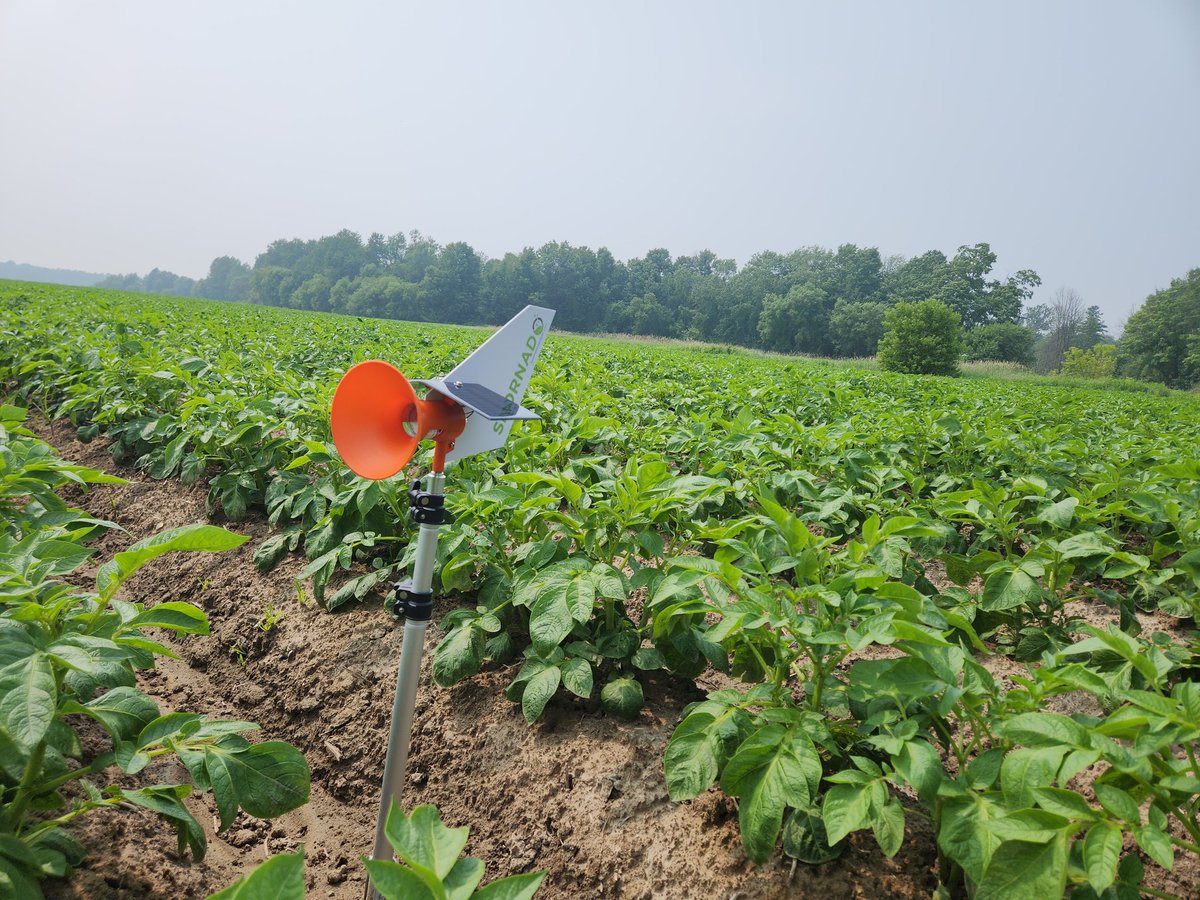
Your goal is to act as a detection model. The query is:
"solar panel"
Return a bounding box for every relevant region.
[415,379,539,420]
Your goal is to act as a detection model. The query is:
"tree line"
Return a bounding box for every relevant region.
[99,231,1041,353]
[97,230,1197,387]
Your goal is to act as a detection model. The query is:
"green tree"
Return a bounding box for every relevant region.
[756,284,829,354]
[142,268,195,296]
[828,300,888,357]
[366,231,408,270]
[1118,269,1200,388]
[96,272,145,291]
[882,250,948,305]
[195,256,251,302]
[825,244,883,304]
[964,322,1036,367]
[877,299,963,375]
[1072,305,1110,350]
[1060,344,1116,378]
[419,242,483,323]
[1022,302,1052,336]
[395,231,440,283]
[246,266,300,307]
[533,242,607,332]
[627,293,672,336]
[290,274,333,312]
[939,244,1037,328]
[481,248,538,323]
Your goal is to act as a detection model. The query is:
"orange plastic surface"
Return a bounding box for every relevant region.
[330,361,465,479]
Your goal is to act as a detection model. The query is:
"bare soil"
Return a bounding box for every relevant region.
[34,418,942,899]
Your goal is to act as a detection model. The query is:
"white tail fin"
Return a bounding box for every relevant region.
[417,305,554,463]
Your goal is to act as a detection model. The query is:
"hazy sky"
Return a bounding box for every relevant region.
[2,1,1197,330]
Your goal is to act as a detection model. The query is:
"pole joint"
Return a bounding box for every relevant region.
[388,580,433,621]
[408,480,449,525]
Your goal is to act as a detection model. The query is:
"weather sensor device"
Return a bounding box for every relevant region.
[329,306,554,898]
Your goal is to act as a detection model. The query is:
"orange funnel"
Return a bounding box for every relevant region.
[330,361,465,479]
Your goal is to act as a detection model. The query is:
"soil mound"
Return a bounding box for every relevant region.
[39,417,938,899]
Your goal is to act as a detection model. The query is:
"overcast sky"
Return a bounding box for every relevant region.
[2,1,1197,330]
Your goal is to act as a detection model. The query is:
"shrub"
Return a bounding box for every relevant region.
[963,322,1036,367]
[1060,344,1117,379]
[877,299,963,375]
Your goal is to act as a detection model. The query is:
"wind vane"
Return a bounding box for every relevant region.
[329,306,554,898]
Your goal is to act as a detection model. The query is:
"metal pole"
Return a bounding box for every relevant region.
[366,473,445,897]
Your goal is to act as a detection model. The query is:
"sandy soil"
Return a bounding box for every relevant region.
[34,418,943,899]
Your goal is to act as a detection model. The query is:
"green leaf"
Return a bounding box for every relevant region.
[521,665,561,724]
[938,796,1002,884]
[432,625,485,688]
[781,808,843,864]
[1082,821,1122,893]
[443,856,485,900]
[0,652,55,751]
[560,657,593,698]
[137,712,204,749]
[977,834,1067,900]
[472,871,547,900]
[1055,531,1112,560]
[631,646,666,670]
[115,742,151,774]
[208,851,306,900]
[590,563,627,601]
[1031,787,1096,822]
[822,783,872,845]
[527,559,597,624]
[0,853,43,900]
[127,601,210,635]
[894,739,943,803]
[1117,853,1143,885]
[1000,746,1065,808]
[484,632,516,664]
[0,834,41,870]
[720,725,820,863]
[1034,497,1078,529]
[664,712,725,801]
[981,569,1042,612]
[600,675,643,720]
[203,741,311,831]
[1093,783,1140,825]
[221,485,248,521]
[79,686,160,744]
[363,859,437,900]
[1133,824,1174,870]
[205,744,241,832]
[872,800,905,858]
[528,591,575,656]
[965,748,1005,790]
[989,809,1071,843]
[384,803,469,880]
[252,533,292,574]
[96,524,249,597]
[997,712,1089,749]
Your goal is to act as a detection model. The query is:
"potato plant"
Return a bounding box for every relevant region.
[0,410,310,896]
[211,802,544,899]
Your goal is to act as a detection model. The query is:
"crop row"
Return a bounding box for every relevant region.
[2,281,1198,897]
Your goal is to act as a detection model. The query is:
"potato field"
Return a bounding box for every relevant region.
[1,280,1199,899]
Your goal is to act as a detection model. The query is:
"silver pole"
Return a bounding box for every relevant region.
[366,473,445,897]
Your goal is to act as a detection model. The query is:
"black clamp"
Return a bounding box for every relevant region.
[408,480,449,525]
[388,579,433,621]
